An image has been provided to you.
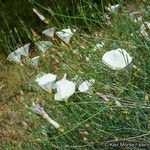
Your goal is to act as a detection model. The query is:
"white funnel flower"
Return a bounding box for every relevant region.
[35,73,57,92]
[115,100,122,107]
[54,74,75,101]
[102,48,132,70]
[129,12,142,23]
[32,102,60,129]
[27,56,40,67]
[56,28,76,44]
[33,8,48,24]
[78,79,95,93]
[140,22,150,42]
[15,43,30,57]
[7,43,30,63]
[107,4,120,13]
[35,41,53,52]
[42,28,55,38]
[93,42,105,51]
[7,52,21,63]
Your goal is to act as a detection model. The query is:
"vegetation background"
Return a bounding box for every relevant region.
[0,0,150,149]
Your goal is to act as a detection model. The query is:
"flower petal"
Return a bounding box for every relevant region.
[56,28,76,44]
[96,92,109,102]
[27,56,40,67]
[129,11,142,23]
[35,41,53,52]
[115,100,122,107]
[78,79,95,93]
[93,42,105,51]
[15,43,30,57]
[32,102,60,129]
[7,52,21,63]
[140,22,150,41]
[107,4,120,13]
[42,28,55,38]
[102,48,132,70]
[33,8,48,24]
[35,73,57,92]
[54,77,75,101]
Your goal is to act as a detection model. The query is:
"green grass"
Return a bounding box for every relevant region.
[0,0,150,149]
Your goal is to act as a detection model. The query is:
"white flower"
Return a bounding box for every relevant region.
[33,8,48,24]
[7,43,30,63]
[102,48,132,70]
[32,102,60,129]
[15,43,30,57]
[140,22,150,42]
[35,41,53,52]
[27,56,40,67]
[53,75,75,101]
[107,4,120,13]
[85,54,92,62]
[78,79,95,93]
[129,12,142,23]
[85,56,90,62]
[93,42,105,51]
[7,52,21,63]
[35,73,57,92]
[42,28,55,38]
[56,28,76,44]
[115,100,122,107]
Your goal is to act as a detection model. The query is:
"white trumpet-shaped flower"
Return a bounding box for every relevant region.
[140,22,150,42]
[102,48,132,70]
[7,43,30,63]
[93,42,105,51]
[56,28,76,44]
[53,75,75,101]
[32,102,60,129]
[7,52,21,63]
[115,100,122,107]
[85,54,92,62]
[35,41,53,52]
[78,79,95,93]
[27,56,40,67]
[107,4,120,13]
[35,73,57,92]
[129,12,142,23]
[30,56,40,67]
[42,28,55,38]
[15,43,30,57]
[33,8,48,24]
